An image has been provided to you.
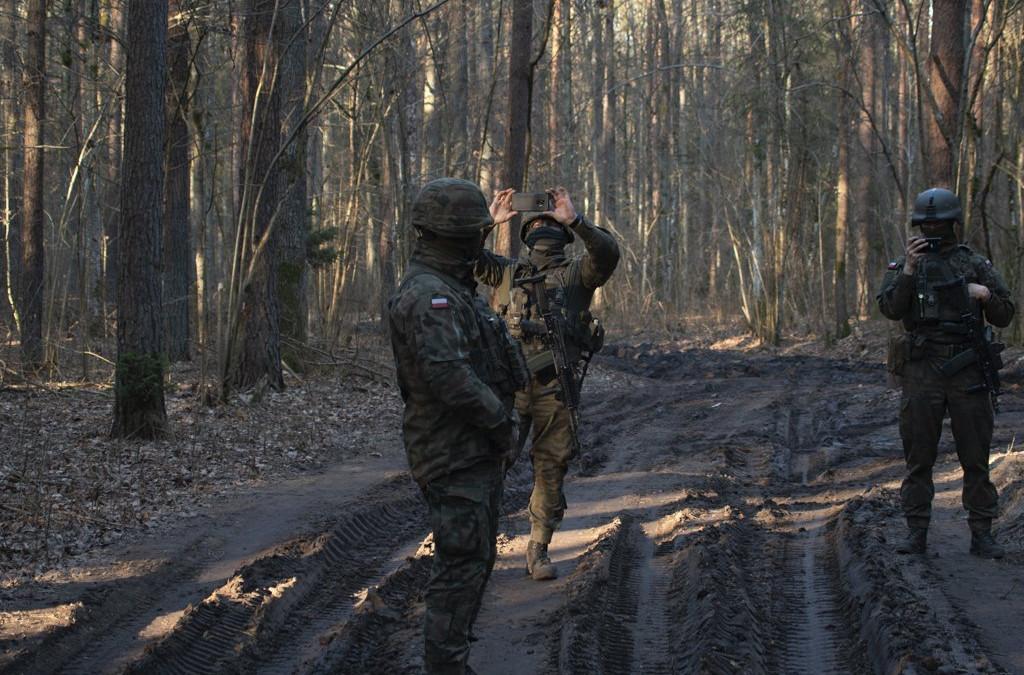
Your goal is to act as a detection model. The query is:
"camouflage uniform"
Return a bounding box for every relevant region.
[477,212,619,554]
[877,243,1014,532]
[389,178,526,674]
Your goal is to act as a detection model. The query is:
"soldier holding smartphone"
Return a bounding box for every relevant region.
[476,186,619,580]
[876,187,1015,559]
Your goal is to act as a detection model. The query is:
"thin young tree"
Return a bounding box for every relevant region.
[1,8,21,329]
[112,0,169,439]
[102,2,126,334]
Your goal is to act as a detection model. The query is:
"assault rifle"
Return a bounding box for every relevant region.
[935,277,1004,413]
[515,274,582,455]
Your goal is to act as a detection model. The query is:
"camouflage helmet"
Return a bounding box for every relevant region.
[519,212,574,244]
[411,178,493,239]
[911,187,962,225]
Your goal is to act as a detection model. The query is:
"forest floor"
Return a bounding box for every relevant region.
[2,318,1024,674]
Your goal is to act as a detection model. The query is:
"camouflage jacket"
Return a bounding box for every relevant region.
[877,243,1015,342]
[475,214,619,375]
[389,244,521,486]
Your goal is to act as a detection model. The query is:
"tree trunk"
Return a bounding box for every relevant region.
[102,1,125,336]
[498,0,533,258]
[112,0,168,440]
[277,0,310,371]
[926,0,966,187]
[20,0,46,369]
[597,0,617,233]
[854,0,882,317]
[834,0,854,338]
[224,0,284,395]
[1,8,20,328]
[163,4,192,362]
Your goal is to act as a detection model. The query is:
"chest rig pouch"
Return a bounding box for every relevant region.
[914,254,975,325]
[472,295,530,397]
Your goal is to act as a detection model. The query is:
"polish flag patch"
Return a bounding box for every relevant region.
[430,297,449,309]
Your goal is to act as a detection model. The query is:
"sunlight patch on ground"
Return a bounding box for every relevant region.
[709,334,757,350]
[0,602,80,640]
[137,608,187,640]
[1,558,162,591]
[569,473,693,519]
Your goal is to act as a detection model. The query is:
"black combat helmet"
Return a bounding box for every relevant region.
[911,187,962,225]
[411,178,494,239]
[518,211,574,244]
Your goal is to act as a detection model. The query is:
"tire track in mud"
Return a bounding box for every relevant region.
[4,536,226,675]
[300,463,537,675]
[123,475,428,674]
[757,379,874,674]
[546,515,645,674]
[836,493,1007,674]
[765,510,861,675]
[117,462,539,675]
[554,345,884,673]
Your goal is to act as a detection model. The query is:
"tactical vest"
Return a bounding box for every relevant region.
[495,260,605,374]
[471,294,531,397]
[909,247,984,333]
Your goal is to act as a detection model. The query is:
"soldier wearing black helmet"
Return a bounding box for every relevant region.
[877,187,1015,559]
[476,186,619,580]
[388,177,528,674]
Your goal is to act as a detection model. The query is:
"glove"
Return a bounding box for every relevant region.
[485,411,520,465]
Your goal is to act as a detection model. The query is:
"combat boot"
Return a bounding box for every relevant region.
[969,527,1005,559]
[894,526,928,554]
[526,540,557,581]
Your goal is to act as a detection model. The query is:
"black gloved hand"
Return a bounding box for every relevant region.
[486,411,520,465]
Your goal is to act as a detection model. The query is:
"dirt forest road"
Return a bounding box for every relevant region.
[3,333,1024,674]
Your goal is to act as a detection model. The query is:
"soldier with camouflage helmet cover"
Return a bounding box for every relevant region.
[388,177,528,674]
[877,187,1015,559]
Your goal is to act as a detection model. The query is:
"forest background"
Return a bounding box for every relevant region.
[1,0,1023,437]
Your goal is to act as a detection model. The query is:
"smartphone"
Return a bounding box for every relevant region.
[510,191,552,212]
[923,236,941,252]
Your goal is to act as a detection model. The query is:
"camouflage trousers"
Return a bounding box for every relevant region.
[898,357,999,527]
[516,377,575,544]
[421,459,503,674]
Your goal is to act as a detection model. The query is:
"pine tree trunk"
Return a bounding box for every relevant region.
[112,0,169,440]
[20,0,46,368]
[224,0,283,395]
[163,5,192,362]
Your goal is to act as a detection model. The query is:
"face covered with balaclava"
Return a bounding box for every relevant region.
[918,219,958,255]
[525,218,571,269]
[413,229,487,285]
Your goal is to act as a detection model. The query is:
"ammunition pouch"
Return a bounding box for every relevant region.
[475,300,530,396]
[887,333,911,379]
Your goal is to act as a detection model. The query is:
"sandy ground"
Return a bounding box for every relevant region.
[2,326,1024,674]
